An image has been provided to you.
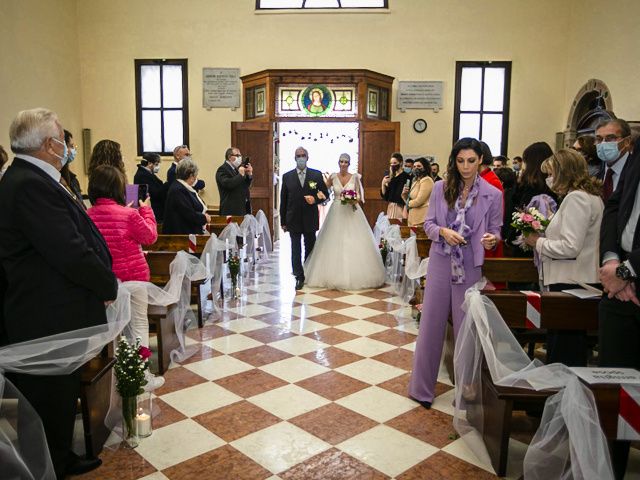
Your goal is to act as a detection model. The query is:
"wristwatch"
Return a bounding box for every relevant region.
[615,263,636,281]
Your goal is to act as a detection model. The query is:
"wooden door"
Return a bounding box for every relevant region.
[231,122,274,234]
[359,121,400,226]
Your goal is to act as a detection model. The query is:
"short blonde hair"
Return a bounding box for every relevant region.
[541,149,601,197]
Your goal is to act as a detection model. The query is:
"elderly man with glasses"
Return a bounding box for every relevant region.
[167,144,205,192]
[595,119,633,202]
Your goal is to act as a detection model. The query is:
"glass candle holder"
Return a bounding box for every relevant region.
[135,392,153,438]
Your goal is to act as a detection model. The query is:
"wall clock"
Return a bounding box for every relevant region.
[413,118,427,133]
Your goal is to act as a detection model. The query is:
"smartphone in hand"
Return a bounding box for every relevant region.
[138,184,149,203]
[125,184,148,208]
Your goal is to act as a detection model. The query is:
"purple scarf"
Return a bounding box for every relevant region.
[443,175,481,284]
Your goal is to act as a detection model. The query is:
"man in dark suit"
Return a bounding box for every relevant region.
[0,108,118,478]
[595,119,632,202]
[599,135,640,479]
[215,147,253,215]
[167,144,205,192]
[280,147,330,290]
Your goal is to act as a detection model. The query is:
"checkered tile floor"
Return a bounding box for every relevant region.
[69,241,562,479]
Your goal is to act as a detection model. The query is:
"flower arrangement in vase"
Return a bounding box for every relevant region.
[114,337,150,447]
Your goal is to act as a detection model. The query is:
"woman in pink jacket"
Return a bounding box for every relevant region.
[88,165,164,390]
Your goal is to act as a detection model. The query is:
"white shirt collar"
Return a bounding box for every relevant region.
[16,154,61,182]
[297,168,306,175]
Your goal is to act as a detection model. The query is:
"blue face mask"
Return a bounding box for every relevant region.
[52,137,68,167]
[404,167,412,174]
[67,147,77,163]
[296,156,308,170]
[597,140,623,163]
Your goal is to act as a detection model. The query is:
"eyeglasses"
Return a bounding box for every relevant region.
[231,153,242,157]
[595,135,624,144]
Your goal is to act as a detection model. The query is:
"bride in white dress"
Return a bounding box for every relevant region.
[304,153,386,290]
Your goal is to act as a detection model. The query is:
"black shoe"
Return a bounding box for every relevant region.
[410,397,431,409]
[65,453,102,476]
[295,278,305,290]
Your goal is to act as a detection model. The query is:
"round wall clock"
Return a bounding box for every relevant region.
[413,119,427,133]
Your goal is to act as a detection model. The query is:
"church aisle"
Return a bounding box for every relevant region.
[72,243,525,480]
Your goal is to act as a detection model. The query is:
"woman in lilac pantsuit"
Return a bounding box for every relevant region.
[409,138,503,408]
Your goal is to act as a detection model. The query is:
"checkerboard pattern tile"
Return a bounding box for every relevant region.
[71,244,532,480]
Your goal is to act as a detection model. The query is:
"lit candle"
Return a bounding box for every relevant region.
[135,409,152,437]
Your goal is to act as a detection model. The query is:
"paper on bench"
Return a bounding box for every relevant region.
[561,288,601,299]
[570,367,640,385]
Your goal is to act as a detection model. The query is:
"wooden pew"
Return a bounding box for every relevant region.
[143,234,210,254]
[79,356,115,458]
[398,225,431,259]
[468,291,601,476]
[209,215,245,225]
[443,257,542,382]
[146,251,204,372]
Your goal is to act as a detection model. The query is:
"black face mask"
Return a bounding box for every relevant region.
[413,168,424,177]
[390,164,399,172]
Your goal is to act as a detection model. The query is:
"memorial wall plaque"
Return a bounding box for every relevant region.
[397,81,443,110]
[203,68,240,108]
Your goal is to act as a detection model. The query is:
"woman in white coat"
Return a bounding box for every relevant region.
[524,149,603,366]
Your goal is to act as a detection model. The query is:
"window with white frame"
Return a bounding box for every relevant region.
[453,61,512,156]
[134,59,189,155]
[256,0,387,10]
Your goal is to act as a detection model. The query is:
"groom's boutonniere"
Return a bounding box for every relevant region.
[308,181,317,190]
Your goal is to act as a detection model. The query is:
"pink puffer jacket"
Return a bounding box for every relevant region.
[88,198,158,281]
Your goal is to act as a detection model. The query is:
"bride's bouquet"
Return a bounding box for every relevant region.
[510,207,552,251]
[340,189,359,211]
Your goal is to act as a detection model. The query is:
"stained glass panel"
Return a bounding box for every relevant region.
[276,85,357,118]
[332,89,353,112]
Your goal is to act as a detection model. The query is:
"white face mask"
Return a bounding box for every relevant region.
[545,176,554,189]
[153,164,160,174]
[232,156,242,168]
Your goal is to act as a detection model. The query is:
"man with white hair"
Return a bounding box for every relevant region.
[167,144,205,191]
[0,108,118,477]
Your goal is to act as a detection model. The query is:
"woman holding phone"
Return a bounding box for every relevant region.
[409,138,503,408]
[87,165,164,390]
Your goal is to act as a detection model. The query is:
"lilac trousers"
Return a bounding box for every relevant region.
[408,246,481,403]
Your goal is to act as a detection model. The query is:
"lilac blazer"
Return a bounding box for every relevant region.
[423,179,503,268]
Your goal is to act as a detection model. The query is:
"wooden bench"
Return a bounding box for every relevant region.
[146,251,203,372]
[143,234,210,254]
[469,291,601,476]
[79,356,115,458]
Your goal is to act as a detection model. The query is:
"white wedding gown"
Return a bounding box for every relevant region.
[304,173,386,290]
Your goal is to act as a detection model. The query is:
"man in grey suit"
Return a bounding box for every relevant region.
[280,147,330,290]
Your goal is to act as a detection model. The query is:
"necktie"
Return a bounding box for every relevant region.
[603,168,614,201]
[298,170,305,187]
